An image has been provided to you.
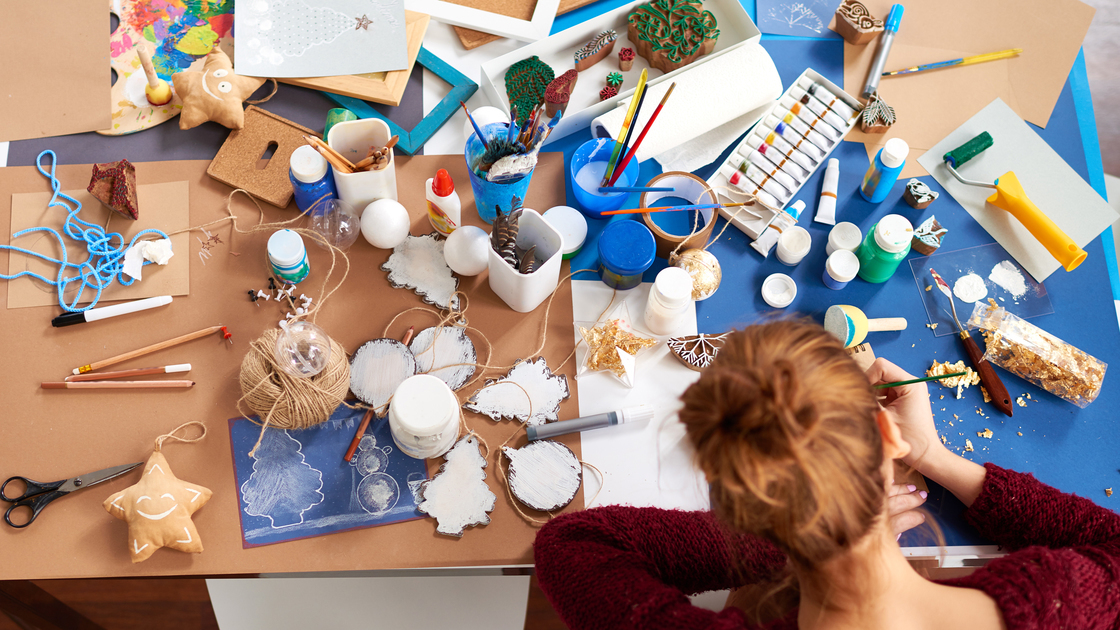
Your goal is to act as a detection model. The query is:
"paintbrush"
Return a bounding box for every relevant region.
[507,105,519,144]
[601,201,761,217]
[875,372,966,389]
[608,83,675,187]
[601,69,648,185]
[461,101,489,150]
[929,268,1013,416]
[606,79,648,186]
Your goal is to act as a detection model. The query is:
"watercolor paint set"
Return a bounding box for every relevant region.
[706,68,864,239]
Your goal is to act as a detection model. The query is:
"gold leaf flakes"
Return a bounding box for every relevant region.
[977,428,993,439]
[964,439,974,452]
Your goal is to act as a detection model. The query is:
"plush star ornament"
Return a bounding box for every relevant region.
[171,49,266,131]
[103,450,212,563]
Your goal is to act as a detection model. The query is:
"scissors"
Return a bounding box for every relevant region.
[2,462,143,528]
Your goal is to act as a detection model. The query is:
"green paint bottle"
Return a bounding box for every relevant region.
[856,214,913,283]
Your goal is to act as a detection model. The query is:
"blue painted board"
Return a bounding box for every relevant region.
[229,405,429,548]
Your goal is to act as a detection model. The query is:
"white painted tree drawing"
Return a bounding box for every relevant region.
[241,430,325,528]
[417,436,496,537]
[766,2,825,33]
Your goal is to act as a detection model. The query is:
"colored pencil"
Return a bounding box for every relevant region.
[65,364,192,382]
[604,78,648,186]
[401,325,415,346]
[597,186,675,193]
[601,69,648,186]
[42,380,195,389]
[344,408,376,463]
[460,102,489,150]
[601,201,758,216]
[882,48,1022,77]
[874,372,967,389]
[607,82,676,186]
[72,325,225,375]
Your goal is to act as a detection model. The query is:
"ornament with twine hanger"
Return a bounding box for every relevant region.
[664,185,763,301]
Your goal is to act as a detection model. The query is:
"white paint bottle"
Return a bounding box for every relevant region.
[643,267,694,336]
[389,374,460,460]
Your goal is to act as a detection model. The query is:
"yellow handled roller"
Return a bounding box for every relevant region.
[943,132,1086,272]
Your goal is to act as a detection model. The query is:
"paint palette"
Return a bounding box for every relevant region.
[102,0,234,136]
[909,243,1054,338]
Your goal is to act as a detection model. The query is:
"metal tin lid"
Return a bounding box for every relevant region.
[598,220,655,277]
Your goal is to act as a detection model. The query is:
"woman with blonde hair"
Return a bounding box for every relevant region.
[535,319,1119,629]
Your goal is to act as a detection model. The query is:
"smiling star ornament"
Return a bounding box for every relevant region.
[104,449,212,563]
[171,48,266,130]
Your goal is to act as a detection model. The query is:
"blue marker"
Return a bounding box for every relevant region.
[863,4,904,98]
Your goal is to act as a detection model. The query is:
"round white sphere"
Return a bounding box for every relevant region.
[463,106,509,141]
[360,199,411,249]
[443,225,490,276]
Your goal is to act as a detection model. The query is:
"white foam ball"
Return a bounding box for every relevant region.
[462,106,509,142]
[443,226,490,276]
[360,199,411,249]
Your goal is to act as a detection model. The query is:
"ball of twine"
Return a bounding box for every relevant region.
[240,327,351,457]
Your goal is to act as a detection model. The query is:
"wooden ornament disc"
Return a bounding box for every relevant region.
[349,338,417,410]
[501,440,581,512]
[409,326,477,391]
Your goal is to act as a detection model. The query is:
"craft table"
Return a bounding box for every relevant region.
[0,0,1115,623]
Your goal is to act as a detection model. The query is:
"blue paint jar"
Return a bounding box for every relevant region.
[268,229,310,284]
[822,249,860,290]
[289,145,338,213]
[598,220,655,290]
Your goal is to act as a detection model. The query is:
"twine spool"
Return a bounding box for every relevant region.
[240,327,351,456]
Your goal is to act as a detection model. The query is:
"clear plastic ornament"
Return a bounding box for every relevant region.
[309,198,361,250]
[273,320,332,378]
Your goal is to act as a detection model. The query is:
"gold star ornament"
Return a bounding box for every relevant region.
[171,48,266,130]
[577,303,657,388]
[104,450,212,563]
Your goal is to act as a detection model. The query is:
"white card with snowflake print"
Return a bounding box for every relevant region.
[235,0,409,78]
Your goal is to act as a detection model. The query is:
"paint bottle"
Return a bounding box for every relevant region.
[389,374,460,460]
[751,200,806,257]
[814,158,840,225]
[823,249,860,290]
[761,130,818,171]
[425,169,461,236]
[764,116,826,161]
[860,138,909,203]
[729,154,797,197]
[856,214,913,283]
[797,78,858,121]
[598,220,656,290]
[289,145,338,214]
[742,135,809,180]
[779,96,843,140]
[776,226,811,266]
[643,267,694,335]
[267,229,310,284]
[826,221,863,255]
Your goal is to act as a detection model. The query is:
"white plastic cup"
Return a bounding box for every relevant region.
[327,118,398,209]
[488,209,563,313]
[776,226,811,266]
[389,374,459,460]
[826,222,862,256]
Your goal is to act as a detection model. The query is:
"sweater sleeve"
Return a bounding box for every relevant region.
[534,505,788,630]
[964,463,1120,550]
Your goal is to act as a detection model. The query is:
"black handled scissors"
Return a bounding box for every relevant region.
[2,462,143,528]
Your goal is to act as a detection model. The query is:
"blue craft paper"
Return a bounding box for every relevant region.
[229,405,429,548]
[755,0,842,39]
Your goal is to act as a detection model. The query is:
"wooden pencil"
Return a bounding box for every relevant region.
[42,380,195,389]
[65,364,192,382]
[72,325,224,375]
[305,135,356,173]
[344,408,376,463]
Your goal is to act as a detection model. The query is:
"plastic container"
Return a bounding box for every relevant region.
[289,145,338,214]
[327,118,398,209]
[776,226,811,266]
[826,221,862,255]
[598,220,656,290]
[466,122,534,224]
[388,374,460,459]
[823,249,860,290]
[643,267,693,335]
[425,169,461,236]
[762,273,797,308]
[488,209,563,312]
[267,229,310,284]
[856,214,913,283]
[860,137,909,203]
[323,108,357,140]
[570,137,640,218]
[543,206,588,260]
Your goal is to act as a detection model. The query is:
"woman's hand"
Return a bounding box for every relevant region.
[865,358,943,475]
[888,483,928,537]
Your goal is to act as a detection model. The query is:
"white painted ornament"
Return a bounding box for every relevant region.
[349,338,418,410]
[501,440,581,512]
[443,225,490,276]
[408,326,477,391]
[417,436,497,537]
[360,199,411,249]
[669,248,722,300]
[381,234,461,309]
[464,357,570,426]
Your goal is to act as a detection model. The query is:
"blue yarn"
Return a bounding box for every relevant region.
[0,151,170,312]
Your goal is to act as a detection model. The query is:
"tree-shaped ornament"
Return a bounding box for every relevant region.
[417,436,496,537]
[103,422,212,563]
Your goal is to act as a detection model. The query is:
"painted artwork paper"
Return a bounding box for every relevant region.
[229,405,428,547]
[756,0,841,38]
[235,0,409,78]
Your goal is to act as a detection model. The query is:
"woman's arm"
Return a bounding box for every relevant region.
[534,505,787,630]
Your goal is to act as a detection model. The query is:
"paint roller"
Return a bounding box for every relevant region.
[943,132,1086,272]
[824,305,907,349]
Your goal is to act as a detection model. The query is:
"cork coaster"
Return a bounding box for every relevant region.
[206,106,316,208]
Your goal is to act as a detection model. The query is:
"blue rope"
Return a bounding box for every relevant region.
[0,151,169,312]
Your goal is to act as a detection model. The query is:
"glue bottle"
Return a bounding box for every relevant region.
[425,169,461,236]
[289,145,338,214]
[860,138,908,203]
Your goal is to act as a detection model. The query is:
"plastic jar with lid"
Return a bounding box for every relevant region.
[776,226,811,266]
[826,222,862,255]
[598,220,656,290]
[856,214,913,283]
[643,267,693,335]
[388,374,460,460]
[267,229,310,284]
[289,145,338,213]
[823,249,860,290]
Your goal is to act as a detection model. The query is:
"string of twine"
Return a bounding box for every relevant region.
[667,187,761,262]
[154,421,207,452]
[245,79,279,105]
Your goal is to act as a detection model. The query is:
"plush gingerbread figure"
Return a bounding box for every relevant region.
[104,422,212,563]
[171,49,266,131]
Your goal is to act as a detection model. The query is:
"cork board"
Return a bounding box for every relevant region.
[0,152,578,580]
[206,106,316,209]
[454,0,597,50]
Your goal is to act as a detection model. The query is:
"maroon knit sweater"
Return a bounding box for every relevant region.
[534,463,1120,629]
